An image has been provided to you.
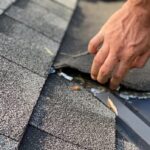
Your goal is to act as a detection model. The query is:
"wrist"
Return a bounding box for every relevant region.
[126,0,150,14]
[127,0,150,7]
[124,0,150,24]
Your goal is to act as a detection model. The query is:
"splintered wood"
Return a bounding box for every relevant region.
[70,85,81,91]
[107,97,118,116]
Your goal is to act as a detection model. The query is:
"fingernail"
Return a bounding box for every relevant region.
[91,75,96,80]
[101,76,109,84]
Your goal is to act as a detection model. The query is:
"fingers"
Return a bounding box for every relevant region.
[88,31,104,54]
[110,62,129,90]
[91,43,109,80]
[131,52,150,68]
[109,51,150,90]
[109,52,136,90]
[97,53,118,84]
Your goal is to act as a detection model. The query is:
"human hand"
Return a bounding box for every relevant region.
[88,1,150,90]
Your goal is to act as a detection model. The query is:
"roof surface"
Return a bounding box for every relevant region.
[0,0,140,149]
[21,74,115,150]
[0,0,77,149]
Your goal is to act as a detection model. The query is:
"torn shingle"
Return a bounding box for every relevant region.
[30,74,116,150]
[54,0,150,91]
[0,56,45,141]
[5,1,68,42]
[0,15,59,77]
[54,1,123,73]
[19,125,85,150]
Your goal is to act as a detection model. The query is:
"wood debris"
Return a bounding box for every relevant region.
[45,47,54,56]
[70,85,81,91]
[107,97,118,116]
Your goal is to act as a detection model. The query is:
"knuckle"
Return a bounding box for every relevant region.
[94,57,101,65]
[123,51,135,62]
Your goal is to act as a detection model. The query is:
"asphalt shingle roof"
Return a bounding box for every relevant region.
[0,0,77,149]
[0,56,45,142]
[0,0,140,149]
[54,0,77,10]
[31,0,73,21]
[5,0,71,42]
[0,135,18,150]
[0,15,59,77]
[30,74,115,150]
[20,125,85,150]
[116,133,139,150]
[0,0,16,14]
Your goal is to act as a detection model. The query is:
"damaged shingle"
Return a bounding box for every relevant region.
[30,74,116,150]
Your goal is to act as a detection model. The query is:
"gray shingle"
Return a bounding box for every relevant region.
[0,135,18,150]
[0,9,3,15]
[116,133,140,150]
[0,56,45,141]
[31,0,73,21]
[19,125,85,150]
[0,0,15,10]
[0,0,16,15]
[30,74,115,150]
[0,15,59,77]
[116,139,139,150]
[54,0,77,10]
[123,59,150,91]
[5,0,68,42]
